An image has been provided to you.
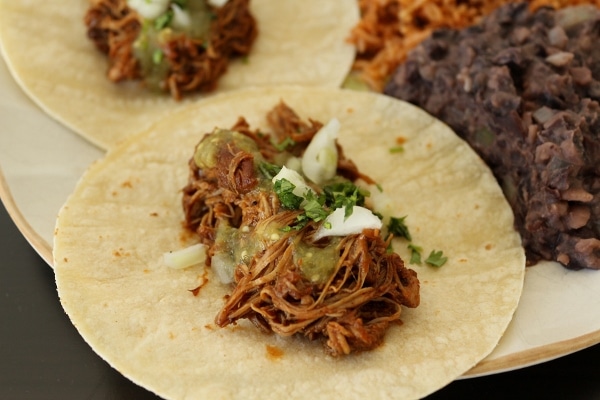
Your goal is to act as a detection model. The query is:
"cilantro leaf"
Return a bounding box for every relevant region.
[152,49,164,64]
[271,137,296,151]
[389,146,404,153]
[408,243,422,265]
[303,191,328,222]
[323,181,368,219]
[258,161,281,180]
[425,250,448,267]
[154,9,173,30]
[273,178,303,210]
[387,216,412,241]
[172,0,187,8]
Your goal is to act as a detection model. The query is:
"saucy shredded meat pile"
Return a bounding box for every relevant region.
[84,0,257,99]
[181,103,420,355]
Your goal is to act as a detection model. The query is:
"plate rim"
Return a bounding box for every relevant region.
[0,167,53,265]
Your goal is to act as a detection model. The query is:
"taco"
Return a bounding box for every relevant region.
[53,86,525,399]
[0,0,358,150]
[84,0,258,100]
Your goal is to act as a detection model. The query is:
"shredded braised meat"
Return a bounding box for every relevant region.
[84,0,257,99]
[182,102,420,356]
[85,0,142,82]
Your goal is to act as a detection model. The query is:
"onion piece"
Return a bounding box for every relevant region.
[127,0,170,20]
[285,156,302,173]
[272,165,315,198]
[163,243,207,269]
[171,4,191,30]
[314,206,382,240]
[208,0,229,7]
[211,253,235,284]
[302,118,340,184]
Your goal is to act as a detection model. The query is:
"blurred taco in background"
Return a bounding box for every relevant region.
[0,0,358,149]
[85,0,258,100]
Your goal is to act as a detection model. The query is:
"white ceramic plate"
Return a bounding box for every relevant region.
[1,52,599,377]
[0,52,104,264]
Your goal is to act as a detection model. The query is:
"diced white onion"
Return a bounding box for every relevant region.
[170,4,191,30]
[272,166,315,198]
[314,206,382,240]
[163,243,207,269]
[285,156,302,173]
[211,253,235,284]
[127,0,170,20]
[301,118,340,184]
[208,0,229,7]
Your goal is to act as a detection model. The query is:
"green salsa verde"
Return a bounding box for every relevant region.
[132,0,215,90]
[198,128,345,284]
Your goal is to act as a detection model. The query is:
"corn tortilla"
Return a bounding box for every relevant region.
[53,86,525,399]
[0,0,358,150]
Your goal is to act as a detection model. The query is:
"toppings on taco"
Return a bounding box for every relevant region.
[181,102,420,355]
[85,0,257,99]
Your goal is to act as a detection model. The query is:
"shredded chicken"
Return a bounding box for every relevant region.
[182,103,420,355]
[84,0,257,99]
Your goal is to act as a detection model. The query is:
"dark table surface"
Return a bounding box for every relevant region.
[1,200,599,400]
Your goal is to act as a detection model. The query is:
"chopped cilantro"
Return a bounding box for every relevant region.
[271,137,296,151]
[154,10,173,30]
[258,161,281,180]
[273,178,303,210]
[389,146,404,154]
[323,181,368,219]
[172,0,187,8]
[273,173,382,234]
[152,49,164,64]
[292,213,310,230]
[387,216,412,241]
[408,243,422,265]
[303,191,328,222]
[425,250,448,267]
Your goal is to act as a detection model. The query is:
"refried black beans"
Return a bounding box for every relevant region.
[385,3,600,270]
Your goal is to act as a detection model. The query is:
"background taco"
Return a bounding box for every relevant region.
[53,86,525,399]
[0,0,358,150]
